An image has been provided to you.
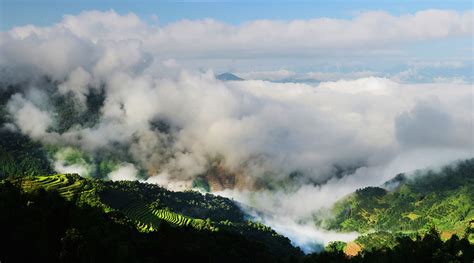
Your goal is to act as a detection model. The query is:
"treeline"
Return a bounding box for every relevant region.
[305,228,473,263]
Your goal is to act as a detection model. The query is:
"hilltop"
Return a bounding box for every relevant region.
[216,72,244,81]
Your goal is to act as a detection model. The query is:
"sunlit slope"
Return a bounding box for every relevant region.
[11,174,295,255]
[19,174,95,200]
[327,159,474,240]
[96,178,290,250]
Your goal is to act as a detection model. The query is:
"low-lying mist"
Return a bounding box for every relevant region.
[1,11,473,252]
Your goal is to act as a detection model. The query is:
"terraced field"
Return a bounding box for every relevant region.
[135,221,156,232]
[151,208,193,227]
[121,202,162,231]
[16,174,218,232]
[119,202,208,232]
[20,174,94,199]
[4,173,300,259]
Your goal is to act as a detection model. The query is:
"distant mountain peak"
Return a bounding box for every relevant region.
[216,72,244,81]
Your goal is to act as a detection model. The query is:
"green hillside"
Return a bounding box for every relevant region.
[324,159,474,252]
[0,178,306,262]
[1,167,473,262]
[4,173,299,259]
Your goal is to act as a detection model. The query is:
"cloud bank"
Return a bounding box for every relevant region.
[3,9,473,61]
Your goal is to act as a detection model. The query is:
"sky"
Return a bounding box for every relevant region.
[1,0,472,81]
[1,1,472,29]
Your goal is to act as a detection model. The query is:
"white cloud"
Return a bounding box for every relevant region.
[238,69,296,81]
[237,70,381,82]
[58,67,93,104]
[1,9,472,71]
[6,94,53,139]
[263,217,359,253]
[6,72,473,189]
[109,163,139,181]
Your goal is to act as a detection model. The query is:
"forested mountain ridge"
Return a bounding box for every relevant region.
[0,177,304,262]
[2,173,300,259]
[322,159,474,255]
[2,173,473,262]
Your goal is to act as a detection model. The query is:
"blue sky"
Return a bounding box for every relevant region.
[1,0,472,30]
[0,0,472,82]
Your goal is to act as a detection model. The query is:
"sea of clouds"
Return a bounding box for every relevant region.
[1,10,472,252]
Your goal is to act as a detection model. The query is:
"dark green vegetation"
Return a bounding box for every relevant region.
[0,129,54,177]
[50,87,105,134]
[0,80,134,180]
[0,84,53,177]
[324,159,474,255]
[0,179,303,263]
[306,228,473,263]
[2,174,473,263]
[1,174,301,262]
